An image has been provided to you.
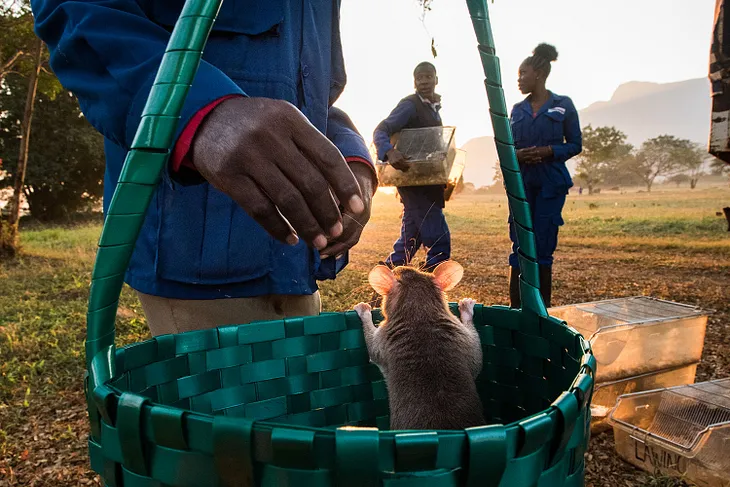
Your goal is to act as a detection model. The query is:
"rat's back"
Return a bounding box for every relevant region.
[383,316,485,430]
[358,261,485,430]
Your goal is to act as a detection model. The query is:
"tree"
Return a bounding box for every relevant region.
[674,141,706,189]
[710,156,729,176]
[0,1,34,84]
[0,4,63,255]
[600,154,644,187]
[630,135,687,192]
[3,36,42,254]
[0,4,57,94]
[668,173,691,187]
[574,125,633,194]
[0,75,105,222]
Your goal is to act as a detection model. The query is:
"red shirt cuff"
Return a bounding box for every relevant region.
[170,94,242,172]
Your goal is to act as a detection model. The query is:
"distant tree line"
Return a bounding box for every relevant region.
[573,125,722,194]
[475,127,725,194]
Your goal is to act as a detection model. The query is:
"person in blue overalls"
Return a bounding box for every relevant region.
[31,0,377,335]
[508,44,582,308]
[373,62,450,271]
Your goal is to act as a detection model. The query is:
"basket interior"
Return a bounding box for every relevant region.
[108,304,585,430]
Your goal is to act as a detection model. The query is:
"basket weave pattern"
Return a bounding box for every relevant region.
[88,305,594,486]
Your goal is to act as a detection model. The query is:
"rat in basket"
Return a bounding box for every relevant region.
[354,260,485,430]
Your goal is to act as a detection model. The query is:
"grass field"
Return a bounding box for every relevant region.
[1,185,729,486]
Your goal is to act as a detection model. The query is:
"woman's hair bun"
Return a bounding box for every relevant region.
[533,43,558,62]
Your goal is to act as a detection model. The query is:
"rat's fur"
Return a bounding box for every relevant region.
[354,263,485,430]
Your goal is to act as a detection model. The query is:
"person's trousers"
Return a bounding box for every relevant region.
[385,206,451,269]
[509,186,566,268]
[137,291,322,337]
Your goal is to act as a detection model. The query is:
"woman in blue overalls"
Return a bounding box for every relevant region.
[508,44,582,308]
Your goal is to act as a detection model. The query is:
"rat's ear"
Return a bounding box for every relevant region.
[369,265,396,296]
[432,260,464,292]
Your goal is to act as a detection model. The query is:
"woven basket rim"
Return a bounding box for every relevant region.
[90,304,595,436]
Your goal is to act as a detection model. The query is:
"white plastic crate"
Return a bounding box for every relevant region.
[590,363,698,433]
[610,379,730,487]
[548,297,709,382]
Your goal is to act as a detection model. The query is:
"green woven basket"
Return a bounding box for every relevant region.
[84,0,596,485]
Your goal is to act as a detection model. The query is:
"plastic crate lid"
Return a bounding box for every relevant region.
[550,296,709,327]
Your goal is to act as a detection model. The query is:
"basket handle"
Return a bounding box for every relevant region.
[85,0,224,376]
[466,0,548,319]
[85,0,548,376]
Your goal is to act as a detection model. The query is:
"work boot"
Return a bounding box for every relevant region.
[538,265,553,308]
[509,266,521,309]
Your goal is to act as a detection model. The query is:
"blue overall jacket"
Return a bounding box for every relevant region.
[32,0,373,299]
[510,92,582,197]
[508,92,582,267]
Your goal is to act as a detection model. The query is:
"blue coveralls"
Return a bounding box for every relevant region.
[509,93,582,268]
[373,94,450,269]
[31,0,373,300]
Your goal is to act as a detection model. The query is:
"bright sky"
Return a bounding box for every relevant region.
[336,0,717,147]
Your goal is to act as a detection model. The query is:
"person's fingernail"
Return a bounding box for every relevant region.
[320,254,329,259]
[286,234,299,246]
[330,221,343,238]
[336,253,344,260]
[349,195,365,214]
[314,234,328,250]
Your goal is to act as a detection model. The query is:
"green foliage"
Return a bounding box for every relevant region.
[673,141,706,189]
[575,125,633,193]
[631,135,694,192]
[0,76,105,220]
[0,3,62,99]
[0,2,34,79]
[575,131,708,191]
[668,173,691,187]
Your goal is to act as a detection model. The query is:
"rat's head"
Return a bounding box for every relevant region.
[369,261,464,316]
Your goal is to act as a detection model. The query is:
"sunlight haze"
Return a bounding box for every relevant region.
[336,0,716,148]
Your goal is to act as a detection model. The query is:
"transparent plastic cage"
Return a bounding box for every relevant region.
[590,363,698,432]
[610,379,730,487]
[444,149,466,201]
[448,148,466,185]
[548,297,709,382]
[374,126,457,187]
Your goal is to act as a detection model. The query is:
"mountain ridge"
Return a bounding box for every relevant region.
[459,77,710,187]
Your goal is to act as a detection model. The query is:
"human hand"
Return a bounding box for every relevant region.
[386,148,410,172]
[191,97,365,250]
[320,162,375,259]
[516,146,552,164]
